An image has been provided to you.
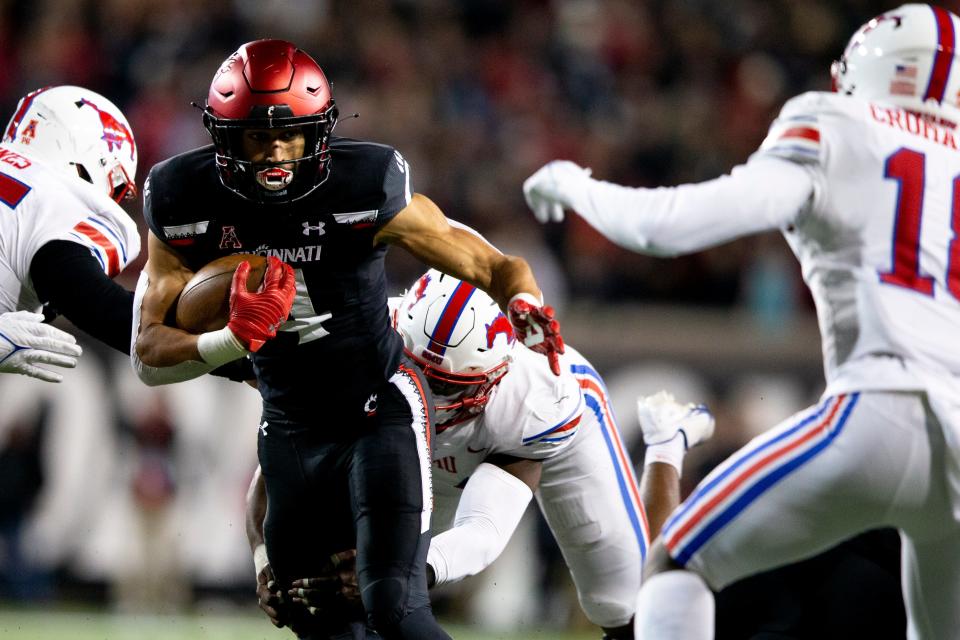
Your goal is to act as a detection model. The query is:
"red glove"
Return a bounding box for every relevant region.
[507,293,565,376]
[227,256,296,352]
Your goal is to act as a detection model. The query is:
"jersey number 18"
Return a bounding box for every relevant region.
[880,148,960,298]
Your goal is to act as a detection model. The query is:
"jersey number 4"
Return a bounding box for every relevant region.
[880,148,960,298]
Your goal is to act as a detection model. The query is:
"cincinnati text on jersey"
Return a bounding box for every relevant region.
[249,243,322,264]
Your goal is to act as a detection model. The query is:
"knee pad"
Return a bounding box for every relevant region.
[362,576,407,632]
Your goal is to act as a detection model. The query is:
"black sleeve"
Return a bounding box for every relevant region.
[31,240,256,382]
[142,169,166,239]
[30,240,134,354]
[375,148,413,229]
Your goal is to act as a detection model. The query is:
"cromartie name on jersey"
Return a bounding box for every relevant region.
[870,104,959,150]
[0,148,31,169]
[250,243,322,263]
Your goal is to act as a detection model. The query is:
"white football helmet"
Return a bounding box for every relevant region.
[832,4,960,114]
[2,86,137,202]
[396,269,515,428]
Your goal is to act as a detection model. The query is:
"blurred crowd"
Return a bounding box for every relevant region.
[0,0,928,631]
[1,0,918,309]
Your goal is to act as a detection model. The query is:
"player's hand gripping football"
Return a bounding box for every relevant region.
[522,160,593,223]
[507,293,565,376]
[227,256,296,352]
[0,311,82,383]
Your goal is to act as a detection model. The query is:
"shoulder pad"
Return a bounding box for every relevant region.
[757,92,827,165]
[490,349,585,460]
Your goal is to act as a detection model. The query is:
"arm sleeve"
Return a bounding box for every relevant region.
[374,149,414,229]
[129,271,219,386]
[425,462,533,587]
[30,240,134,354]
[567,157,815,256]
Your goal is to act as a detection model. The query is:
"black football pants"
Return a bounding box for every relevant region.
[258,361,450,640]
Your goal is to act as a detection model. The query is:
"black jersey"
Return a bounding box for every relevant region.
[144,137,411,418]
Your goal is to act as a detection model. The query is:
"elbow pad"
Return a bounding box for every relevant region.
[426,462,533,586]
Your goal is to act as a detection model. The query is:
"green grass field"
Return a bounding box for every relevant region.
[0,608,598,640]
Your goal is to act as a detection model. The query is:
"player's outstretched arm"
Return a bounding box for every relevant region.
[375,193,564,374]
[426,455,540,587]
[0,311,82,383]
[244,466,290,629]
[30,240,137,355]
[522,158,815,256]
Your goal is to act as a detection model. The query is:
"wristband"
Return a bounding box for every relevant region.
[507,291,544,308]
[254,543,270,578]
[198,327,248,367]
[644,433,686,477]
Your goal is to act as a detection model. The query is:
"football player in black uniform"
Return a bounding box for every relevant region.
[131,40,564,640]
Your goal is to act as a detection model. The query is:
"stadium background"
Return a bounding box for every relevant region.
[0,0,948,638]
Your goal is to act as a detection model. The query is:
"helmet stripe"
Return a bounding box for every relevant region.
[428,281,476,356]
[3,87,50,143]
[923,6,956,103]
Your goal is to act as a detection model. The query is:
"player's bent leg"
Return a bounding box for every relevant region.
[635,539,713,640]
[537,379,647,632]
[351,363,451,640]
[258,418,369,637]
[893,394,960,640]
[639,392,928,639]
[663,393,903,589]
[900,529,960,640]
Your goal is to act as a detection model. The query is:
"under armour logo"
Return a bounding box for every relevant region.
[259,421,268,436]
[302,221,326,236]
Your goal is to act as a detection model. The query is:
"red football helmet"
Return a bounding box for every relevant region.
[203,39,339,203]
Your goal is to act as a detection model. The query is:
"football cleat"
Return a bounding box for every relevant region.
[637,391,714,449]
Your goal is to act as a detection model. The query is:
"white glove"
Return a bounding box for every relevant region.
[637,390,715,449]
[522,160,593,223]
[0,311,82,383]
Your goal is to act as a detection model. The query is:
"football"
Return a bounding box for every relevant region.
[174,254,267,334]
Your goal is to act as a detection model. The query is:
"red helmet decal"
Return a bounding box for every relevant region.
[485,313,515,349]
[409,273,432,309]
[76,98,136,160]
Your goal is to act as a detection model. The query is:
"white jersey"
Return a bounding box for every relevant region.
[758,92,960,393]
[428,344,647,628]
[568,91,960,394]
[430,344,585,530]
[0,143,139,313]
